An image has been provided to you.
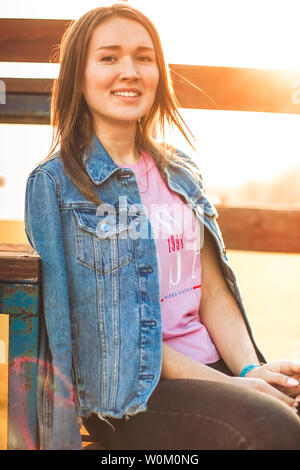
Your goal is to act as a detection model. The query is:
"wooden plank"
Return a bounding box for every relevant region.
[169,65,300,114]
[0,15,299,115]
[0,314,9,450]
[0,244,35,253]
[1,64,300,123]
[216,206,300,253]
[0,251,40,283]
[0,94,50,124]
[0,18,71,63]
[0,206,300,259]
[4,67,300,114]
[5,78,52,94]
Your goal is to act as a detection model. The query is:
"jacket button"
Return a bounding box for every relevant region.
[119,171,132,179]
[138,266,153,274]
[141,320,157,327]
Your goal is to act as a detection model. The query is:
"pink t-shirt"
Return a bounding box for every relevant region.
[119,150,220,364]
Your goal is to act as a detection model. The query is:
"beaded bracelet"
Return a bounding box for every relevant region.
[240,364,260,377]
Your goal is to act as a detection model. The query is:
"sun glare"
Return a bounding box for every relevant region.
[1,0,300,220]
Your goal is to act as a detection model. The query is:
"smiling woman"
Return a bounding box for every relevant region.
[23,3,300,451]
[82,16,160,165]
[46,3,194,205]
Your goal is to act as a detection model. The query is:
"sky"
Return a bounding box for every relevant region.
[1,0,300,219]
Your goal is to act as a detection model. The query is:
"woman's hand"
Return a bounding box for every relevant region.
[232,360,300,414]
[230,376,298,412]
[246,360,300,397]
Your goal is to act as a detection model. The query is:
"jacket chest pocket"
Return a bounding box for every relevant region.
[73,208,137,275]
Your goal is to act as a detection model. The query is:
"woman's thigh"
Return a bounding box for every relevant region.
[84,377,300,450]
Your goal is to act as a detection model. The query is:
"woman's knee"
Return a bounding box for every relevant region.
[229,390,300,450]
[157,379,300,450]
[251,401,300,449]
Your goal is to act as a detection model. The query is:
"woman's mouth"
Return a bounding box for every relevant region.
[111,90,142,102]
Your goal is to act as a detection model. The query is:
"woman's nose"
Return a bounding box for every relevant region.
[119,58,140,80]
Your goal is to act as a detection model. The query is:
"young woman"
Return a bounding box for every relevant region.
[25,3,300,450]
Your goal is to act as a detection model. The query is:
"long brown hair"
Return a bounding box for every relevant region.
[47,3,197,204]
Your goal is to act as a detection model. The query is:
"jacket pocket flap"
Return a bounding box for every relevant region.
[73,207,143,239]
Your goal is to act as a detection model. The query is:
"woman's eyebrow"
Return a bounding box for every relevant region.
[96,45,155,52]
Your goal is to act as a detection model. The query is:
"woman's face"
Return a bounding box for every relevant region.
[83,16,160,127]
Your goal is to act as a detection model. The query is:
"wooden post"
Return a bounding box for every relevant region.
[0,314,9,450]
[0,246,40,450]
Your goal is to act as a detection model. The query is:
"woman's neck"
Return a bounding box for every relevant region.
[94,120,140,166]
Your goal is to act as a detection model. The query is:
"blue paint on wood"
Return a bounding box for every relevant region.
[0,282,40,450]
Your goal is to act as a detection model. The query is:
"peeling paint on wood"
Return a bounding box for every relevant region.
[0,280,40,449]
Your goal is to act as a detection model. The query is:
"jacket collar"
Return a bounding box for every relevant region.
[84,134,119,185]
[84,134,203,205]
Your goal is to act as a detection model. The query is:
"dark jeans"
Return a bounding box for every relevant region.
[83,359,300,450]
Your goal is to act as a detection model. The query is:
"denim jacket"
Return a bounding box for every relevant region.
[25,135,265,449]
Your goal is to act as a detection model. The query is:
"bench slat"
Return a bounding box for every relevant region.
[0,18,70,63]
[1,18,300,116]
[1,64,300,123]
[216,206,300,253]
[1,206,300,255]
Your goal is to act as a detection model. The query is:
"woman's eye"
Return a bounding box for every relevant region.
[100,56,116,62]
[138,56,152,62]
[99,55,153,63]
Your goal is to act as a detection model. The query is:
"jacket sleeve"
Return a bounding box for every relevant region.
[174,148,206,192]
[25,169,82,450]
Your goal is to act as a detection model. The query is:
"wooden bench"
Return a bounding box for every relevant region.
[0,244,40,449]
[0,244,104,449]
